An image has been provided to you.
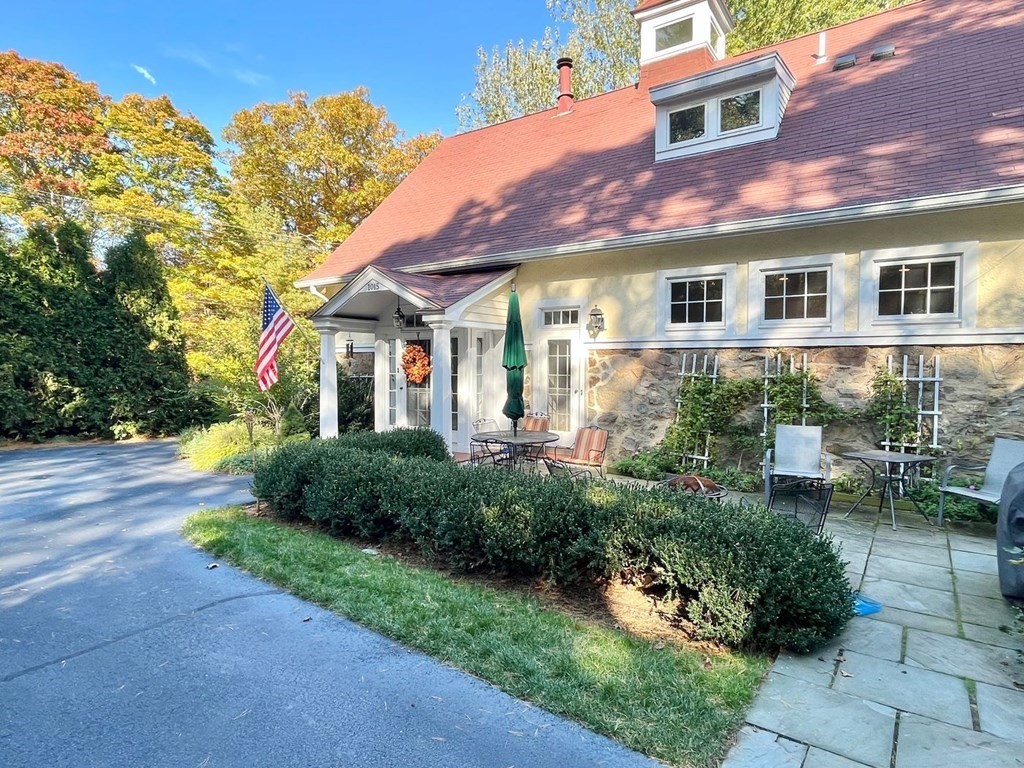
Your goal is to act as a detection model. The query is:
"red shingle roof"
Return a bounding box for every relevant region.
[374,267,512,308]
[304,0,1024,284]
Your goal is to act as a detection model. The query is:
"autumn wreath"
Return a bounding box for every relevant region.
[401,344,432,384]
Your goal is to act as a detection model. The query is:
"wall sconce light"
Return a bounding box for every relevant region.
[392,302,406,329]
[588,305,606,333]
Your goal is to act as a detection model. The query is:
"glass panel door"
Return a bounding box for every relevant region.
[547,338,573,434]
[405,340,431,427]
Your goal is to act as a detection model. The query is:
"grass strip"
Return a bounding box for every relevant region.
[183,506,769,767]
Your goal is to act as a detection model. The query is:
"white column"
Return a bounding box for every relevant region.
[429,322,452,447]
[373,337,389,432]
[318,329,338,439]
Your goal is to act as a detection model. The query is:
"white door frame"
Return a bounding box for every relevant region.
[532,299,587,443]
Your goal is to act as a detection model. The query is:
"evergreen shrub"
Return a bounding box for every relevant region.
[252,436,854,652]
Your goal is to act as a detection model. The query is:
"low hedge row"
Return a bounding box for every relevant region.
[252,435,853,652]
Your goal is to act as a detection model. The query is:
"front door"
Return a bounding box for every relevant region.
[404,339,432,428]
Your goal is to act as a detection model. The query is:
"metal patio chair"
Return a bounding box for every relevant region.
[938,437,1024,526]
[764,425,832,506]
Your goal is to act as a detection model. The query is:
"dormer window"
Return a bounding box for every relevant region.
[720,90,760,132]
[652,53,795,161]
[656,17,694,52]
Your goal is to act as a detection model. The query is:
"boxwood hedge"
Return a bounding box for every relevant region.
[251,435,854,651]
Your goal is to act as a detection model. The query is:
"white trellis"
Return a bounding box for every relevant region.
[761,353,810,442]
[675,353,719,469]
[881,354,943,453]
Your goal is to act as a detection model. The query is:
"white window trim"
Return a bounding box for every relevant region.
[748,253,845,334]
[665,85,764,150]
[657,264,737,338]
[653,15,696,56]
[652,54,795,162]
[858,242,979,331]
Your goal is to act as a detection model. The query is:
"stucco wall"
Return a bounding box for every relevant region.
[515,204,1024,344]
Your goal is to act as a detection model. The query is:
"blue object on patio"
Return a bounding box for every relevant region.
[853,594,883,616]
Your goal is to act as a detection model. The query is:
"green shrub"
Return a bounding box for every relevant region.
[604,493,854,651]
[178,419,277,472]
[251,440,323,521]
[613,449,676,480]
[337,427,452,461]
[250,438,853,651]
[304,446,402,537]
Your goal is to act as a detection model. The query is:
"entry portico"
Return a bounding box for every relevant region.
[312,265,517,451]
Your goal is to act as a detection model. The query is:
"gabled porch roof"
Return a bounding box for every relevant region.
[313,265,516,325]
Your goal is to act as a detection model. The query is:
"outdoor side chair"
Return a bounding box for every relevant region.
[549,426,609,479]
[767,477,835,535]
[938,437,1024,526]
[519,413,551,470]
[469,418,503,466]
[764,425,832,506]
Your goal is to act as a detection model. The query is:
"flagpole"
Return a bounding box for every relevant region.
[262,276,318,353]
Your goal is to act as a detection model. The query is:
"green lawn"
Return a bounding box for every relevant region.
[183,506,769,767]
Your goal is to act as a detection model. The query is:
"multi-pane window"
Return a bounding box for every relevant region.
[450,337,459,432]
[878,260,956,316]
[764,270,828,321]
[387,339,397,426]
[669,104,706,144]
[669,278,723,324]
[543,309,579,326]
[720,90,761,132]
[474,337,484,419]
[403,313,428,328]
[547,339,572,433]
[655,17,693,51]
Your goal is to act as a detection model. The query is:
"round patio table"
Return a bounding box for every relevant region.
[471,430,560,470]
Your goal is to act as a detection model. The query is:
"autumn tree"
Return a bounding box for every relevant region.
[90,94,226,254]
[223,88,440,245]
[457,0,909,129]
[0,51,107,222]
[167,199,321,413]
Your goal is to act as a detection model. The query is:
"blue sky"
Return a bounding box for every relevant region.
[3,1,556,143]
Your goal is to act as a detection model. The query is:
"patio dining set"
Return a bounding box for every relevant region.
[468,416,609,479]
[470,417,1024,542]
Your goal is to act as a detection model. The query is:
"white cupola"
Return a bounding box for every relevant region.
[631,0,734,65]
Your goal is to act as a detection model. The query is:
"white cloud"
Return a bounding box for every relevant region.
[161,46,270,88]
[131,64,157,86]
[232,68,271,87]
[163,47,216,74]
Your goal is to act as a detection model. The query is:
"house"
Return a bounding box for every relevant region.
[300,0,1024,462]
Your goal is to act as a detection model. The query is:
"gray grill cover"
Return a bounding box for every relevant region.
[997,462,1024,600]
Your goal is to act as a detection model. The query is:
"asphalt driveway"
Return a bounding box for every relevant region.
[0,440,657,768]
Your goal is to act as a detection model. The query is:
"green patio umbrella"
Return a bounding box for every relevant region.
[501,285,527,435]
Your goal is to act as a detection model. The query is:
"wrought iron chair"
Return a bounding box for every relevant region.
[763,425,831,506]
[542,456,593,481]
[518,413,550,470]
[938,437,1024,526]
[768,478,835,535]
[469,418,504,466]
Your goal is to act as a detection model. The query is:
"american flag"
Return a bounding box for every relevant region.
[255,283,295,392]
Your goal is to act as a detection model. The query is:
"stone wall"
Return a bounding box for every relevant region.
[588,345,1024,471]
